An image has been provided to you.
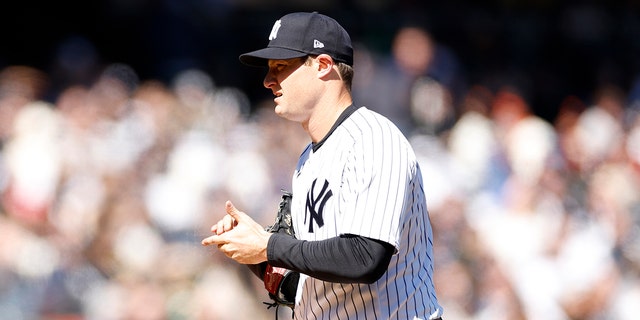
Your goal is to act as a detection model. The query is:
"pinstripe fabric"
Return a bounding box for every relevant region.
[291,107,443,320]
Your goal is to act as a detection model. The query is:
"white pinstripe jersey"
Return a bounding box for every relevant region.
[290,107,443,320]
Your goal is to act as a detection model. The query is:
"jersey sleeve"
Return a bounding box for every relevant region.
[338,112,416,250]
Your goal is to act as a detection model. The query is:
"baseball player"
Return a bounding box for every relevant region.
[202,11,444,320]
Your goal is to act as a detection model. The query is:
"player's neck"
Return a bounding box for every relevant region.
[304,99,352,143]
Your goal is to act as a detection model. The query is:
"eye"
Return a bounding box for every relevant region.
[268,62,286,74]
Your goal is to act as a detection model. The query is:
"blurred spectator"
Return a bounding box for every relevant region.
[0,66,49,143]
[353,24,462,135]
[0,9,639,318]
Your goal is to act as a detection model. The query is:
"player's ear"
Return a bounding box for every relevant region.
[316,54,335,78]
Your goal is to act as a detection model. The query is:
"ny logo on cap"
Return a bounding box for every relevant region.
[269,20,281,40]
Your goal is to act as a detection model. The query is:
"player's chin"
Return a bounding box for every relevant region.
[274,104,286,116]
[274,104,300,122]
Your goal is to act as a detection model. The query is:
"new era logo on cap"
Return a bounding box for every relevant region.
[239,12,353,67]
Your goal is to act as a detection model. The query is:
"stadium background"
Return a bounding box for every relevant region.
[2,1,639,121]
[1,1,640,319]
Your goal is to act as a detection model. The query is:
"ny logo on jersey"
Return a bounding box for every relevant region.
[304,179,333,233]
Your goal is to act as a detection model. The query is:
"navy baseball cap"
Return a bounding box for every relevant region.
[239,12,353,67]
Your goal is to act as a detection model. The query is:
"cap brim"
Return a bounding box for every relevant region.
[239,47,308,67]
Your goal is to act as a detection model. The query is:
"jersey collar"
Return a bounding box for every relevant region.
[312,104,359,152]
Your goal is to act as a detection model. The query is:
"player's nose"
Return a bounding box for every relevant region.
[263,71,276,89]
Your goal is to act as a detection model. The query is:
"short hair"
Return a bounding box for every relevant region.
[305,56,354,91]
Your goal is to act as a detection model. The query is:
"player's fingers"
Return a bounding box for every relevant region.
[201,234,226,246]
[224,214,237,230]
[218,216,234,233]
[210,220,225,235]
[210,213,237,235]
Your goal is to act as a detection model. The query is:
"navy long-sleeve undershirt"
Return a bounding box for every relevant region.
[264,233,395,284]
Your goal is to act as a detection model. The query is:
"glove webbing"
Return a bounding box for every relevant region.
[263,190,297,319]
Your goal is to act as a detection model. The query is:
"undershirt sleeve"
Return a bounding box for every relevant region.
[266,233,395,284]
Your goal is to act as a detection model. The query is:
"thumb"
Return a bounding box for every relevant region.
[225,201,245,221]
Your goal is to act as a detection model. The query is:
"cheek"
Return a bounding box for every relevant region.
[287,78,316,100]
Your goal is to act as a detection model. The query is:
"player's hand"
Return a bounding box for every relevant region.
[202,201,272,265]
[210,210,237,236]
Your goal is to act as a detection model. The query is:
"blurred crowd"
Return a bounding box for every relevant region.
[1,22,640,320]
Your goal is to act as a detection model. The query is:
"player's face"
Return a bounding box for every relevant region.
[264,57,317,122]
